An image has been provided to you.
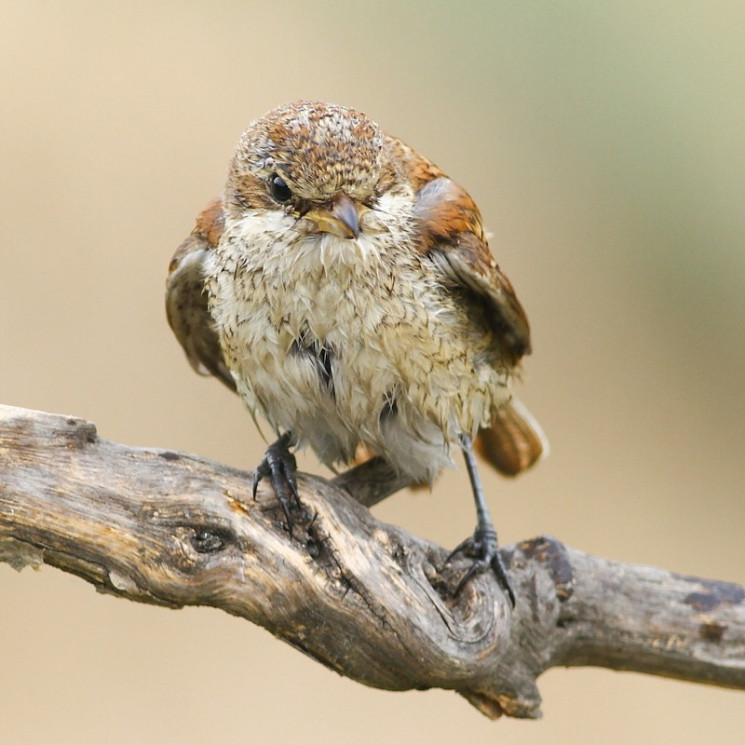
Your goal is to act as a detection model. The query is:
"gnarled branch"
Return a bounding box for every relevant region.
[0,404,743,719]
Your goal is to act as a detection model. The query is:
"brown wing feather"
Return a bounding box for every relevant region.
[391,136,546,474]
[413,175,531,363]
[474,397,548,476]
[166,197,236,392]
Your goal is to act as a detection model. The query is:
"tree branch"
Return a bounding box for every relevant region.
[1,404,743,719]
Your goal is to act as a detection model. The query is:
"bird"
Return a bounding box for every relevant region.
[166,101,548,604]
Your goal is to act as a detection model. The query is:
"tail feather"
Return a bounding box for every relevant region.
[475,398,548,477]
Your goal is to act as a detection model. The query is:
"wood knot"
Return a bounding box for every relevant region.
[517,536,574,601]
[63,416,98,446]
[190,527,233,554]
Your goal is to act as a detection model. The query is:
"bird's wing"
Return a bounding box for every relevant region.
[396,147,532,362]
[474,396,549,475]
[165,197,236,392]
[391,137,546,473]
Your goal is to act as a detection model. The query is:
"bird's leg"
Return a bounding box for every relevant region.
[447,434,516,606]
[252,431,299,532]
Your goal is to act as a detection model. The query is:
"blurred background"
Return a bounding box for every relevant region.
[1,2,743,743]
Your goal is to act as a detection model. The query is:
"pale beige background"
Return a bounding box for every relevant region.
[1,2,743,743]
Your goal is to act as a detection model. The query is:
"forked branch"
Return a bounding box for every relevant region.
[0,404,743,719]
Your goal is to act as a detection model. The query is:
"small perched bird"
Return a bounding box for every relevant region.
[167,101,547,604]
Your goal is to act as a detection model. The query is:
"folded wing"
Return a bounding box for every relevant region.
[393,137,547,474]
[165,197,236,392]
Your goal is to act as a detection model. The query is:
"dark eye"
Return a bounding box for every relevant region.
[270,174,292,203]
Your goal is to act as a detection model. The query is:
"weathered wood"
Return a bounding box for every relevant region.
[0,404,743,719]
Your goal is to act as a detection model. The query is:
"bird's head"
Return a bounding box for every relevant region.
[224,101,405,241]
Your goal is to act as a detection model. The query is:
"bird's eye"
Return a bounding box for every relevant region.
[270,174,292,203]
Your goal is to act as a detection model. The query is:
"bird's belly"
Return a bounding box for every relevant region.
[231,301,422,461]
[211,241,509,479]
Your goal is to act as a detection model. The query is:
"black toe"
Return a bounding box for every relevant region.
[450,434,516,606]
[253,432,299,531]
[447,525,515,607]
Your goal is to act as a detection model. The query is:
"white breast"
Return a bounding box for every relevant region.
[206,209,508,483]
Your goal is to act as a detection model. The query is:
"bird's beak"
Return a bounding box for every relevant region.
[305,193,360,239]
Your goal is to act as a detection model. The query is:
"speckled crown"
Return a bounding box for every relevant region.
[232,101,385,200]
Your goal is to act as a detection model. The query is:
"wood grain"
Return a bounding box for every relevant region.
[1,404,743,719]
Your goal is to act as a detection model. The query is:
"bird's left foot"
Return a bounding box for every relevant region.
[450,433,516,606]
[252,432,299,532]
[447,524,516,607]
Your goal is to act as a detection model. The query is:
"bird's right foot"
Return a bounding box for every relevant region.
[252,432,299,531]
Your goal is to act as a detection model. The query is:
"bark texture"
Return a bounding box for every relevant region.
[1,404,743,719]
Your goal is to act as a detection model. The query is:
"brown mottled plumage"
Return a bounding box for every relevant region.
[166,101,547,600]
[166,197,234,391]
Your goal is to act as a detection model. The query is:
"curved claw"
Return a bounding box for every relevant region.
[447,433,516,606]
[447,528,516,607]
[252,432,299,532]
